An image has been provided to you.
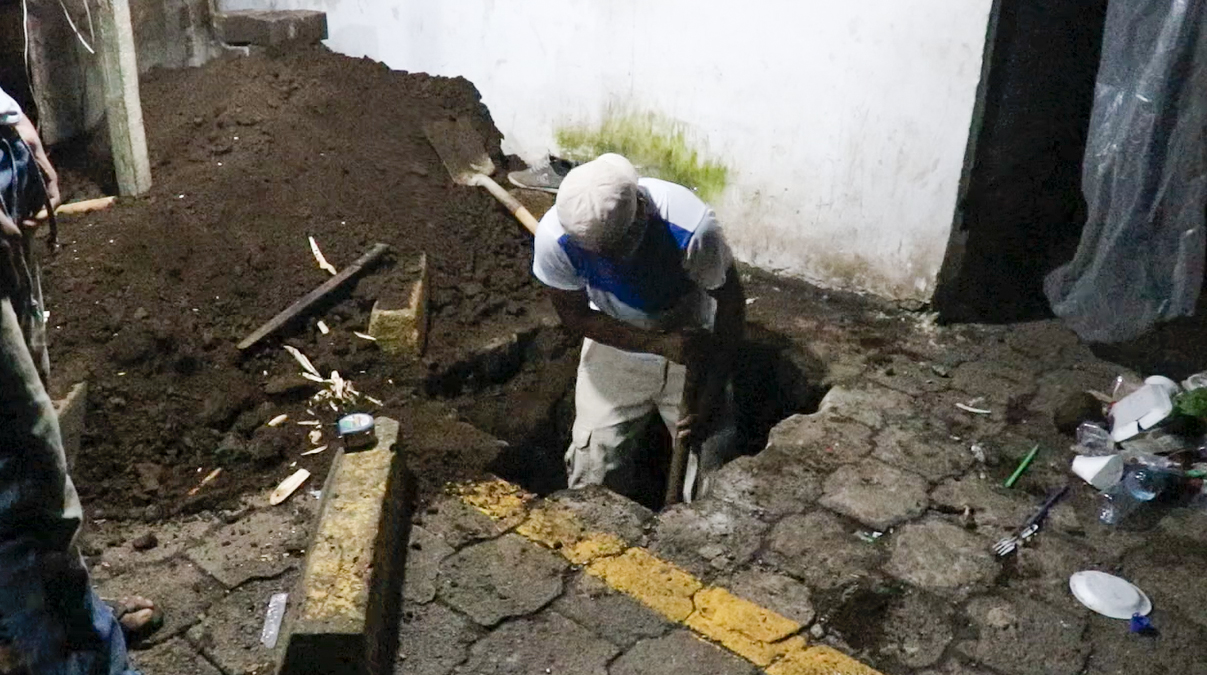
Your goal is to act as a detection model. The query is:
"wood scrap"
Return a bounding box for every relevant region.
[238,243,390,350]
[271,469,311,505]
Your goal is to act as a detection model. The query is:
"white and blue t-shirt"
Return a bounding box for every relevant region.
[533,177,733,332]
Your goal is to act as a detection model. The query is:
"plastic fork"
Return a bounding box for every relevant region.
[992,486,1069,557]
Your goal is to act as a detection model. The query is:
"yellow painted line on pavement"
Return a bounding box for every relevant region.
[451,478,884,675]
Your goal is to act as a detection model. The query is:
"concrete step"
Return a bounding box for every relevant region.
[213,10,327,48]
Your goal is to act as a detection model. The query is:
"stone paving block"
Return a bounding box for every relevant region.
[412,493,508,550]
[186,507,305,589]
[724,565,815,626]
[930,475,1080,541]
[877,589,952,669]
[707,448,823,520]
[546,485,652,542]
[815,383,917,430]
[819,459,929,531]
[950,355,1040,399]
[1083,609,1207,675]
[866,354,951,397]
[90,515,217,575]
[396,602,481,675]
[1156,507,1207,547]
[884,517,999,599]
[279,417,410,675]
[1003,321,1081,365]
[585,548,702,622]
[763,511,884,591]
[131,638,222,675]
[610,630,756,675]
[452,612,619,675]
[214,10,327,46]
[403,526,454,605]
[763,413,875,473]
[95,558,224,645]
[872,422,974,482]
[367,252,428,356]
[955,595,1089,675]
[187,573,298,675]
[438,534,566,627]
[1028,367,1113,420]
[648,498,769,578]
[685,586,805,667]
[551,572,672,648]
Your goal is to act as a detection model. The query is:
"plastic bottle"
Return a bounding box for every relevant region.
[1099,482,1142,525]
[1076,422,1115,456]
[1099,455,1181,525]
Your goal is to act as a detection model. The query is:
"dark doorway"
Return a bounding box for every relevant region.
[934,0,1110,323]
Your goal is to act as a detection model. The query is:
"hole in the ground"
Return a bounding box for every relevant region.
[431,322,828,511]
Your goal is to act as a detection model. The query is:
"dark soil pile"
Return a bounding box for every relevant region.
[43,47,550,517]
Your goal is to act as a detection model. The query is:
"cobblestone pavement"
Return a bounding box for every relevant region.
[84,280,1207,674]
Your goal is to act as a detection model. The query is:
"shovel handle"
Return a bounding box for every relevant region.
[471,174,539,235]
[665,364,703,506]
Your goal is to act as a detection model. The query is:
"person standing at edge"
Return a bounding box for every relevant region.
[531,153,745,503]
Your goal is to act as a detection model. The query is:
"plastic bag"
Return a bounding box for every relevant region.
[1044,0,1207,343]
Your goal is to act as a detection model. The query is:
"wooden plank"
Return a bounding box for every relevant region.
[97,0,152,196]
[238,243,390,351]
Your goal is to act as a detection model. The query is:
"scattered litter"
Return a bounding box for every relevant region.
[956,402,992,415]
[270,469,311,505]
[261,592,289,648]
[317,320,330,335]
[1069,571,1151,620]
[353,331,377,341]
[308,429,322,445]
[364,395,383,406]
[854,530,883,543]
[283,345,322,379]
[745,297,758,305]
[187,468,223,497]
[1072,454,1124,490]
[267,414,289,427]
[1003,444,1040,488]
[1111,377,1178,442]
[301,445,327,456]
[309,236,338,276]
[992,485,1066,557]
[969,443,987,463]
[1129,613,1156,634]
[297,420,321,427]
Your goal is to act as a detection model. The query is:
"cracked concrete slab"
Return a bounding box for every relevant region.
[610,630,756,675]
[87,516,217,574]
[866,354,952,397]
[918,661,998,675]
[955,595,1089,675]
[186,573,298,675]
[648,499,769,579]
[873,422,975,482]
[438,534,567,627]
[130,638,222,675]
[1007,534,1103,611]
[546,485,652,543]
[723,566,815,627]
[820,459,929,531]
[763,510,885,591]
[1083,609,1207,675]
[814,384,917,429]
[452,612,619,675]
[404,525,455,604]
[551,572,673,648]
[763,412,875,473]
[185,508,306,589]
[930,475,1081,541]
[877,589,953,669]
[413,494,509,550]
[1124,541,1207,630]
[396,601,482,675]
[95,558,225,645]
[884,517,999,599]
[706,449,822,520]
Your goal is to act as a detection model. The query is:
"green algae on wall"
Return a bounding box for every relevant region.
[555,110,729,203]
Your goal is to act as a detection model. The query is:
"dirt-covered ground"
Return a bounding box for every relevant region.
[45,47,549,516]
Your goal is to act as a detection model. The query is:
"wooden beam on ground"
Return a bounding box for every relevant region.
[96,0,152,196]
[238,243,391,351]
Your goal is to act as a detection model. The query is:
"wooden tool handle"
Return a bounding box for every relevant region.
[664,364,704,507]
[471,174,539,235]
[36,196,117,220]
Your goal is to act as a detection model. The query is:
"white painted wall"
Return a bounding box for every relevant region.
[221,0,994,300]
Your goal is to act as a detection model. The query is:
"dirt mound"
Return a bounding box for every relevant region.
[44,47,548,517]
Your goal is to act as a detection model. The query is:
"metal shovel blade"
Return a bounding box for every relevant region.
[422,116,495,185]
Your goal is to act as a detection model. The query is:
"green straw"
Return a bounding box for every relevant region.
[1004,444,1040,488]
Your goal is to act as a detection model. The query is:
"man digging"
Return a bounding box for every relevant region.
[532,153,745,503]
[0,87,158,674]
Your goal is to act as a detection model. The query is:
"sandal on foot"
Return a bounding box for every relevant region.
[104,596,164,645]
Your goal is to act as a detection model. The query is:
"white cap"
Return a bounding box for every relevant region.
[555,153,640,253]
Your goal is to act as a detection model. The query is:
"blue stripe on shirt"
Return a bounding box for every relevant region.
[559,218,696,312]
